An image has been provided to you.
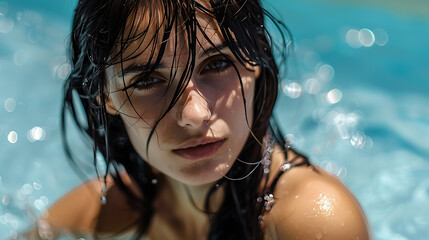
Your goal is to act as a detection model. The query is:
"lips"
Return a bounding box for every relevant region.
[173,138,226,160]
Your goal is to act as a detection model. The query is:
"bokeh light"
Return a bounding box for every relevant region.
[304,78,321,94]
[0,15,13,34]
[346,28,388,48]
[282,82,302,98]
[346,29,361,48]
[358,28,375,47]
[326,89,342,104]
[4,98,16,112]
[27,126,46,142]
[317,64,335,81]
[7,131,17,144]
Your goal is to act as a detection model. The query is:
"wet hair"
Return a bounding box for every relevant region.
[62,0,294,239]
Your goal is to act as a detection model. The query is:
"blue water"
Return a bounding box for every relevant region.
[1,0,428,239]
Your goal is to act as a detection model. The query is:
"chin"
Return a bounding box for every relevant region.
[177,157,234,186]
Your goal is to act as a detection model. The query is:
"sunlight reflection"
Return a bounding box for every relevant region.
[7,131,17,143]
[27,126,46,142]
[317,64,335,82]
[304,78,321,94]
[373,28,389,46]
[4,98,16,112]
[346,27,388,48]
[326,89,342,104]
[282,82,302,99]
[358,28,375,47]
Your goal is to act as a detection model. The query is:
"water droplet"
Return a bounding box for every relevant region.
[341,221,345,227]
[315,233,323,239]
[33,182,42,190]
[100,195,107,205]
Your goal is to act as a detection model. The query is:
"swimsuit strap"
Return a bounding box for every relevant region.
[269,154,310,193]
[259,152,311,212]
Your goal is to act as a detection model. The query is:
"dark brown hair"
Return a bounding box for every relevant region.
[62,0,292,239]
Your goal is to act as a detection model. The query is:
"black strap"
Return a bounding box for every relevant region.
[268,154,310,193]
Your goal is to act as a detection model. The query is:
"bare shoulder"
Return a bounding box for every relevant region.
[40,172,140,236]
[43,177,107,234]
[263,150,372,240]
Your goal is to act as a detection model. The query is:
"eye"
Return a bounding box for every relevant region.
[132,76,164,91]
[201,57,232,74]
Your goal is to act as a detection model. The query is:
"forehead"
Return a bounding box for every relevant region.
[116,1,224,67]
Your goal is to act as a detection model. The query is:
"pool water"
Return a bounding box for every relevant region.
[1,0,428,239]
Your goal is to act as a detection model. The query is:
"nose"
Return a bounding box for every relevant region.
[177,84,211,129]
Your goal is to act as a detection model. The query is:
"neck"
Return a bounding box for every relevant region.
[153,175,225,238]
[163,176,225,215]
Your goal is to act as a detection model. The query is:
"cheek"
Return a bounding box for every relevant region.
[223,74,255,126]
[122,119,151,157]
[113,96,164,123]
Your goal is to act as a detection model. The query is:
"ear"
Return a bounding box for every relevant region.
[254,65,261,79]
[97,85,119,116]
[246,61,262,79]
[104,93,119,116]
[102,66,120,116]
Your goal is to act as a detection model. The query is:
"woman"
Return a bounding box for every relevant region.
[33,0,371,239]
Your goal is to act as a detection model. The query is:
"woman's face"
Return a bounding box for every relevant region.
[105,8,259,186]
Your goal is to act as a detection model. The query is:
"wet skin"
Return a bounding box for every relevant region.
[105,9,258,186]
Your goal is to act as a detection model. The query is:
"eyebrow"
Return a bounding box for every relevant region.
[120,62,168,77]
[198,43,228,58]
[120,43,228,76]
